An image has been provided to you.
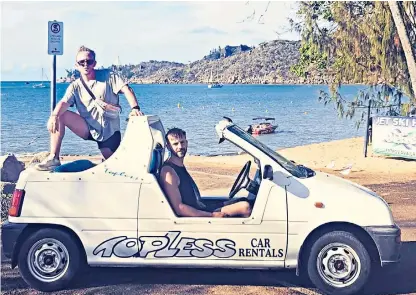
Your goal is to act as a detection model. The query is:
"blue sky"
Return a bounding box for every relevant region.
[1,1,300,81]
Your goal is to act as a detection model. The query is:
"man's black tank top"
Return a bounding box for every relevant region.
[162,162,206,211]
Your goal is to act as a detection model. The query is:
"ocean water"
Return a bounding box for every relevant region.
[1,82,366,156]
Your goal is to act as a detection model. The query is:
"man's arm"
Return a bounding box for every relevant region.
[119,85,143,115]
[160,166,215,217]
[52,101,71,117]
[47,101,71,133]
[47,83,76,133]
[54,83,76,117]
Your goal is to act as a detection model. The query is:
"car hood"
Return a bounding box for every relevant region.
[289,171,395,226]
[306,171,381,199]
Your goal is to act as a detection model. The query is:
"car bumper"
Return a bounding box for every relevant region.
[365,224,401,266]
[1,221,28,267]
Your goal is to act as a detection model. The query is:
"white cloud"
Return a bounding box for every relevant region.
[1,1,300,80]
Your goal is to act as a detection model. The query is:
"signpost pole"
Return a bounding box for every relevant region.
[51,55,57,112]
[363,100,372,158]
[48,20,63,147]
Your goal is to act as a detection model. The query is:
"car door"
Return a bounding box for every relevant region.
[136,165,288,268]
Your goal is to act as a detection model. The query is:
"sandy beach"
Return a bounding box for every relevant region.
[18,136,416,178]
[185,137,416,240]
[183,136,415,195]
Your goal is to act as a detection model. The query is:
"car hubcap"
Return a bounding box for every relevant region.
[317,243,361,287]
[27,238,70,282]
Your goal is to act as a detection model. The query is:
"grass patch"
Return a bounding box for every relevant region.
[1,193,12,222]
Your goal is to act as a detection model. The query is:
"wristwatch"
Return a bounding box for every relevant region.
[131,106,141,111]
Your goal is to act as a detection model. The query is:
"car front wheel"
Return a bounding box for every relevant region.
[18,228,82,292]
[307,230,372,295]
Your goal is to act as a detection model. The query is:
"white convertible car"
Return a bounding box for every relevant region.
[2,116,401,294]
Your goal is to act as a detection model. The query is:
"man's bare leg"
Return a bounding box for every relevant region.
[220,201,251,217]
[36,111,90,171]
[99,147,114,160]
[49,111,90,159]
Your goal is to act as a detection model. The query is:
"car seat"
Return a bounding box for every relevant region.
[149,143,164,177]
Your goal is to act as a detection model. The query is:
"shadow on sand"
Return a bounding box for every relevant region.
[1,242,415,294]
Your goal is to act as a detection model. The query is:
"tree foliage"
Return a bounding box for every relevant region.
[292,1,416,127]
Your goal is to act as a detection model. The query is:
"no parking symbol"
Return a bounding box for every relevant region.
[48,21,63,55]
[50,23,61,34]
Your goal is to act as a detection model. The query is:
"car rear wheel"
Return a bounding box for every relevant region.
[307,231,371,295]
[18,228,82,292]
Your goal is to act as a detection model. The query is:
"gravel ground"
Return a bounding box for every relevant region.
[1,238,415,295]
[1,166,415,294]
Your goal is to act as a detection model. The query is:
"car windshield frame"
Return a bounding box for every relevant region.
[227,125,306,178]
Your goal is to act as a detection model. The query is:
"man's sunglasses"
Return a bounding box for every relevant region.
[77,59,95,66]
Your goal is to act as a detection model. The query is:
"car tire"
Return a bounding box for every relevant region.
[17,228,82,292]
[307,230,371,295]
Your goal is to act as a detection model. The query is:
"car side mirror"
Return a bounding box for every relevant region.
[263,165,291,186]
[263,165,273,180]
[274,171,291,186]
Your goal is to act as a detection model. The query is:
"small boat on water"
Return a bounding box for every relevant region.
[208,82,223,89]
[207,68,223,88]
[33,68,50,89]
[246,117,278,135]
[32,83,47,89]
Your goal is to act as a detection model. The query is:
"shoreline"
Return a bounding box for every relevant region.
[4,135,377,160]
[13,136,415,176]
[6,136,348,162]
[3,81,368,87]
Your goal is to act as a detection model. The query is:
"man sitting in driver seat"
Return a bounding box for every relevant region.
[160,128,252,218]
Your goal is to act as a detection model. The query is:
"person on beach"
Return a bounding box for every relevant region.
[410,106,416,117]
[159,128,252,218]
[36,46,143,171]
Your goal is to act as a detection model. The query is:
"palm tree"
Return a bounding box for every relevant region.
[389,1,416,102]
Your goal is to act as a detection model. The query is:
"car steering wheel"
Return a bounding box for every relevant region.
[229,161,251,198]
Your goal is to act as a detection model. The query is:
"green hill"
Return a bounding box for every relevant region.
[65,40,330,85]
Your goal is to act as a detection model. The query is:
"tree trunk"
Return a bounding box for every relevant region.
[389,1,416,103]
